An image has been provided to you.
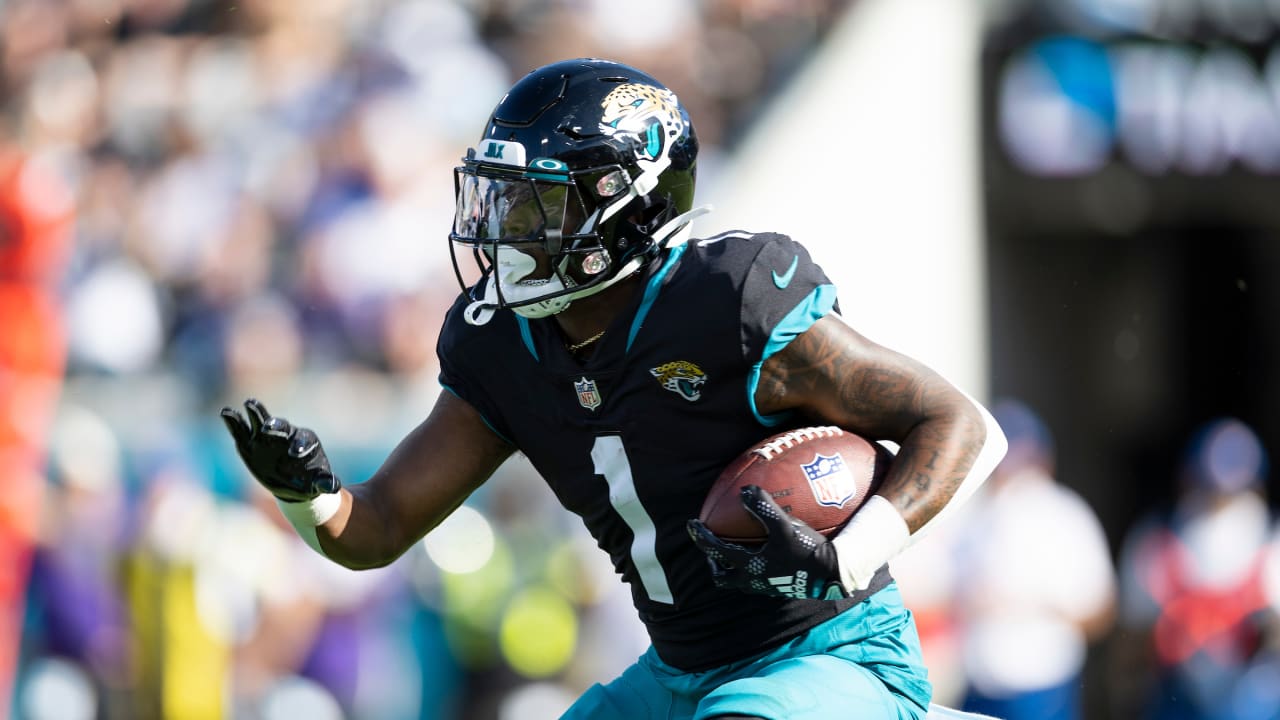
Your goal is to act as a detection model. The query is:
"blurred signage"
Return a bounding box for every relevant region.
[993,1,1280,177]
[1058,0,1280,42]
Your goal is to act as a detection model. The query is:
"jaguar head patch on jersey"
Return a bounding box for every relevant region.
[650,361,706,402]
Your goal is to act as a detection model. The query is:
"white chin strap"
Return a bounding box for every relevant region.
[499,251,575,319]
[465,249,573,325]
[650,205,712,247]
[464,277,500,326]
[512,297,572,319]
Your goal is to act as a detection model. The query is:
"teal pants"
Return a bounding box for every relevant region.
[563,583,932,720]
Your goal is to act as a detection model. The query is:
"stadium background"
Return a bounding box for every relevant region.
[2,0,1278,718]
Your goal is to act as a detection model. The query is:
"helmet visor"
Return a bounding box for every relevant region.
[452,173,572,245]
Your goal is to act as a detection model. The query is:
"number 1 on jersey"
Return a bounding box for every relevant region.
[591,435,675,605]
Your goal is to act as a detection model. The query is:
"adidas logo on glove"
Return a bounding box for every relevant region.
[767,570,809,599]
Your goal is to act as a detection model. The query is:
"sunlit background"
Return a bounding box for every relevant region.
[2,0,1279,718]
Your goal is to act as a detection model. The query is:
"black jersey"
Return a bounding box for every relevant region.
[437,230,891,671]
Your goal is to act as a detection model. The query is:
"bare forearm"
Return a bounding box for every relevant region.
[820,386,995,592]
[877,402,985,532]
[836,360,1005,536]
[315,392,513,569]
[757,315,1007,590]
[758,315,1004,532]
[313,485,411,570]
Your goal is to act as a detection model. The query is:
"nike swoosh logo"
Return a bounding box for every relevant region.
[772,255,799,289]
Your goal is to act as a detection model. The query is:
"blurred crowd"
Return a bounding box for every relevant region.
[9,0,849,396]
[1,0,862,718]
[897,407,1280,720]
[4,0,1280,719]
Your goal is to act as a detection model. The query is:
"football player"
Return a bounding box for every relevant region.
[221,59,1008,720]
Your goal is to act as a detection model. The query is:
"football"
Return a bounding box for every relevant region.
[699,426,893,543]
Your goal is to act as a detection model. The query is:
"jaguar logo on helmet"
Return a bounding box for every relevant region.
[599,84,686,163]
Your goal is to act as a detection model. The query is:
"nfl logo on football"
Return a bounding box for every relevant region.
[801,453,855,508]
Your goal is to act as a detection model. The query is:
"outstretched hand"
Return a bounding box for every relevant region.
[220,398,341,502]
[687,485,846,601]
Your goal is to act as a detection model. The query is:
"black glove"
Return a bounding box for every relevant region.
[220,398,341,502]
[687,485,846,600]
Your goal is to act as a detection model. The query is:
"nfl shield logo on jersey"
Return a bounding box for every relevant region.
[574,377,602,411]
[801,453,855,507]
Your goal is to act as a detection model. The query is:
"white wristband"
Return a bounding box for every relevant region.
[276,492,342,556]
[830,494,910,591]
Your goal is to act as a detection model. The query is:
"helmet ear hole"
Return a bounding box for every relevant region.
[613,215,654,258]
[637,196,672,229]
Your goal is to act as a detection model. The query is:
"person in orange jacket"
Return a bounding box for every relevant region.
[0,146,74,712]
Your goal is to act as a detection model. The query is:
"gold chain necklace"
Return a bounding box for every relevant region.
[566,330,606,353]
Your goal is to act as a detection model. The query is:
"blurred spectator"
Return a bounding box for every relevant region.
[0,144,73,714]
[1113,417,1280,720]
[23,405,130,717]
[950,399,1117,720]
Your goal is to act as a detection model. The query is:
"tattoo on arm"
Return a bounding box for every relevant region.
[757,316,985,531]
